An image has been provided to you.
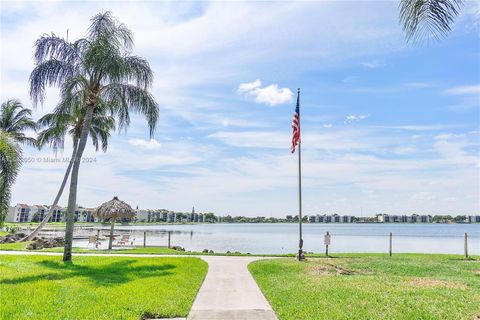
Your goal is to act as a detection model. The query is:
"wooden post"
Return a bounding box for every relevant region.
[143,231,146,248]
[464,232,468,259]
[96,229,100,249]
[168,231,171,248]
[108,218,116,250]
[389,232,392,257]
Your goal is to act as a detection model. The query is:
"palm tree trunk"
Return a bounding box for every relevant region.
[22,139,78,242]
[63,105,95,262]
[108,218,116,250]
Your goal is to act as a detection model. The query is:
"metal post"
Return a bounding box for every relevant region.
[296,88,304,261]
[168,231,171,248]
[143,231,146,248]
[464,232,468,258]
[389,232,392,257]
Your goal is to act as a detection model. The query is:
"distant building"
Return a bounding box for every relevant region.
[76,208,95,223]
[135,209,149,222]
[7,204,31,222]
[30,205,47,222]
[50,205,65,222]
[376,214,431,223]
[190,206,200,222]
[468,215,480,223]
[308,214,354,223]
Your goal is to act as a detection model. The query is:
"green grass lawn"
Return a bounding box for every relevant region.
[249,254,480,320]
[0,255,208,320]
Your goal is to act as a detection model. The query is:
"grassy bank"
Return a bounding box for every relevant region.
[0,242,283,256]
[0,255,207,320]
[249,254,480,320]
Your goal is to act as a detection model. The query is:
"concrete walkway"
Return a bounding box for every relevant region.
[188,256,277,320]
[0,251,278,320]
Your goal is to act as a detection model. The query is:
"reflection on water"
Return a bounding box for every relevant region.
[37,223,480,255]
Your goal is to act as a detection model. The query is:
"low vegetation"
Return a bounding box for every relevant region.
[249,254,480,320]
[0,255,207,319]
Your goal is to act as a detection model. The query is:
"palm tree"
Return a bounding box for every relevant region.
[399,0,464,44]
[0,132,22,226]
[29,11,159,261]
[22,100,115,241]
[0,100,37,147]
[0,99,36,225]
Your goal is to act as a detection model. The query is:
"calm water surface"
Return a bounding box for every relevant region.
[68,223,480,255]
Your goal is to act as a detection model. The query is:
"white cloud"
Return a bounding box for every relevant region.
[344,114,370,123]
[372,124,462,131]
[128,138,162,150]
[238,79,293,106]
[342,76,359,83]
[393,146,416,155]
[238,79,262,92]
[361,61,385,68]
[323,124,333,128]
[403,82,433,89]
[445,84,480,95]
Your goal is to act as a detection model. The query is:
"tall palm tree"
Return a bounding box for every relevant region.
[0,100,37,147]
[0,132,22,226]
[29,11,159,261]
[23,100,115,241]
[399,0,464,44]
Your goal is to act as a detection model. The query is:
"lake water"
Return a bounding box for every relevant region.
[67,223,480,255]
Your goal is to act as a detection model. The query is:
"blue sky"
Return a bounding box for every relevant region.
[1,1,479,216]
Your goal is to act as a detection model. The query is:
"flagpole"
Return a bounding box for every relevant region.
[297,88,304,261]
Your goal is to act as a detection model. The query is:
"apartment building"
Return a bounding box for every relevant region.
[376,214,431,223]
[308,214,355,223]
[468,215,480,223]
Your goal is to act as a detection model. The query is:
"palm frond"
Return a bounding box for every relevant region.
[87,11,133,50]
[30,60,75,106]
[102,83,159,137]
[399,0,464,44]
[34,34,74,64]
[0,100,37,147]
[0,131,22,225]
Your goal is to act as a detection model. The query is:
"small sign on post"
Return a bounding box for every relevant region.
[324,232,331,257]
[143,231,147,248]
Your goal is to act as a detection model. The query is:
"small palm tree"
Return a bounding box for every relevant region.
[0,99,37,147]
[23,100,115,241]
[29,11,159,261]
[0,132,22,226]
[399,0,464,44]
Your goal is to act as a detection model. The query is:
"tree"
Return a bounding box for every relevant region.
[30,12,159,261]
[0,99,36,225]
[399,0,464,44]
[22,99,115,241]
[0,100,37,147]
[0,132,22,225]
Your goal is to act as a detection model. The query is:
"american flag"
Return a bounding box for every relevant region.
[291,90,300,154]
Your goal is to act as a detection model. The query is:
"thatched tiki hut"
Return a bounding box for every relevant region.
[94,196,135,249]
